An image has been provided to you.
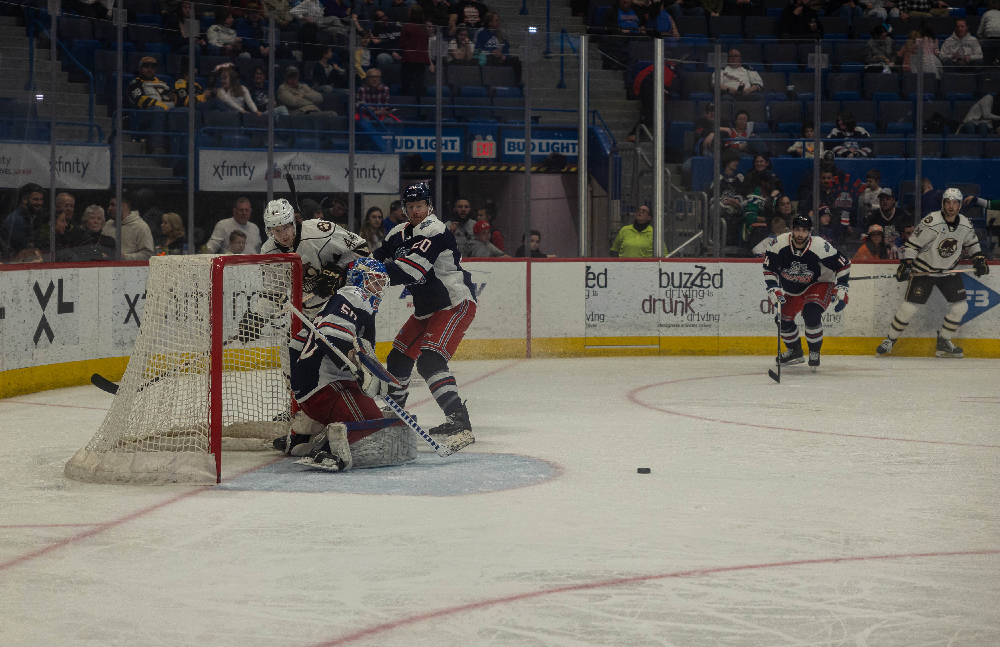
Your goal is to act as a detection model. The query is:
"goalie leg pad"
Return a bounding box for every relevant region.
[350,425,418,468]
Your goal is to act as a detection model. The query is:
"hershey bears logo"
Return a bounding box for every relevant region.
[317,220,333,232]
[937,238,959,258]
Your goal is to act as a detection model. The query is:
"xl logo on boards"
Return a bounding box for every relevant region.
[124,292,146,326]
[960,275,999,325]
[33,279,74,345]
[659,265,723,289]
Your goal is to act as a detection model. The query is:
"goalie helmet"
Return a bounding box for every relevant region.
[346,257,390,312]
[264,198,295,230]
[942,187,963,205]
[402,182,433,214]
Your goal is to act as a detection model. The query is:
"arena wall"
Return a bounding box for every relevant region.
[2,258,997,398]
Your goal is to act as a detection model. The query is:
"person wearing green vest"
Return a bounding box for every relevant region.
[610,205,653,257]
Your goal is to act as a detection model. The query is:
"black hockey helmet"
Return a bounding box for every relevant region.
[792,214,813,231]
[402,182,433,207]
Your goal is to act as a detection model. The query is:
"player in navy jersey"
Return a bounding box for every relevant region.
[373,182,478,439]
[283,258,395,470]
[763,214,851,370]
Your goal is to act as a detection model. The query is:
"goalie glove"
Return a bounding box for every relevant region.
[355,361,390,399]
[236,311,267,343]
[895,258,913,283]
[831,285,849,313]
[972,252,989,277]
[355,337,377,360]
[766,285,786,308]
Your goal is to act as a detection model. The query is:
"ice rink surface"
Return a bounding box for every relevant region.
[2,355,999,646]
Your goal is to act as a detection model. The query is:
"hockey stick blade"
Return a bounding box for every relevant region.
[768,369,780,383]
[91,373,119,394]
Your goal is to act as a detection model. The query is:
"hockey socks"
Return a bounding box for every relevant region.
[887,301,918,341]
[804,325,823,354]
[386,349,415,407]
[426,370,461,413]
[939,300,968,341]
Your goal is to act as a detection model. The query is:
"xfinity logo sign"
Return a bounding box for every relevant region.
[212,160,257,181]
[200,151,399,193]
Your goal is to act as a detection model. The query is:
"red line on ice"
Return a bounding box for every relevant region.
[627,372,1000,449]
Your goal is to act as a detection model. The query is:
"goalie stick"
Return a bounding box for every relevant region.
[286,304,458,458]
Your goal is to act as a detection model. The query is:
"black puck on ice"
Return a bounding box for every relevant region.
[637,467,651,474]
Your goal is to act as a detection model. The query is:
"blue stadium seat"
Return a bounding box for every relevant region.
[492,86,522,98]
[293,136,321,150]
[458,85,488,98]
[668,121,694,152]
[222,133,251,149]
[70,39,102,70]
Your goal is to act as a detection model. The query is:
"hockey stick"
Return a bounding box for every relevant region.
[90,336,241,396]
[285,172,301,215]
[286,304,456,457]
[851,268,977,282]
[768,303,781,384]
[665,231,703,258]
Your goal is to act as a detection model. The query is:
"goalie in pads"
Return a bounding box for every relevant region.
[282,258,414,471]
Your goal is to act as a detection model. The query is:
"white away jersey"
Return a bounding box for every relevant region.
[904,211,981,273]
[762,233,851,296]
[374,215,476,318]
[261,219,368,307]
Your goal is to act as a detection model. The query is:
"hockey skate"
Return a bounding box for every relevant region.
[935,332,964,358]
[875,337,895,356]
[429,402,472,437]
[776,345,805,366]
[808,351,820,372]
[293,425,353,471]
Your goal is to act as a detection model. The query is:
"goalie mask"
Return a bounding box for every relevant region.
[264,198,295,230]
[346,258,390,312]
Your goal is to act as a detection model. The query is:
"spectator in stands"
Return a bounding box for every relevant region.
[229,230,248,254]
[900,0,951,18]
[205,196,263,254]
[399,5,434,100]
[858,169,883,221]
[940,19,984,68]
[290,0,327,46]
[515,230,556,257]
[360,206,386,252]
[207,10,245,57]
[218,67,262,115]
[834,0,864,24]
[0,183,44,260]
[863,0,900,18]
[167,1,207,56]
[312,45,348,95]
[325,0,351,21]
[960,92,1000,134]
[867,188,909,241]
[277,66,325,114]
[322,196,349,222]
[55,192,75,226]
[725,110,764,154]
[646,2,682,37]
[787,121,824,158]
[889,222,915,258]
[601,0,646,34]
[235,3,271,59]
[300,199,324,221]
[751,214,787,256]
[75,204,115,261]
[707,150,746,244]
[371,10,403,67]
[978,0,1000,64]
[353,31,376,83]
[158,212,187,254]
[663,0,707,18]
[450,0,490,31]
[447,198,476,245]
[463,221,509,258]
[722,0,764,18]
[743,153,783,197]
[896,30,923,72]
[102,194,155,261]
[798,169,837,216]
[610,205,654,257]
[448,26,476,64]
[826,111,872,158]
[917,26,944,77]
[175,57,211,110]
[251,66,289,116]
[866,24,896,71]
[356,67,391,118]
[919,178,944,217]
[779,0,821,38]
[693,103,731,154]
[129,56,175,153]
[383,199,405,235]
[476,208,505,250]
[261,0,294,29]
[716,49,764,102]
[33,209,68,256]
[853,224,890,261]
[817,205,847,246]
[475,12,523,84]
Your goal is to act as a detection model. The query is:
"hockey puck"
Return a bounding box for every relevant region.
[637,467,651,474]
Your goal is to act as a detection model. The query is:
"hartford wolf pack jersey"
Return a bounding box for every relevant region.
[763,233,851,295]
[373,215,476,318]
[904,211,982,273]
[261,219,368,308]
[288,287,375,402]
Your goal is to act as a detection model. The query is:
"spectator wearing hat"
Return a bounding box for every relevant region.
[867,188,909,242]
[277,65,325,114]
[462,220,508,258]
[299,199,324,221]
[817,205,847,248]
[128,56,175,154]
[475,207,504,250]
[853,224,890,261]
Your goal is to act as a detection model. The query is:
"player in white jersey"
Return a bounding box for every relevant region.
[261,198,370,314]
[876,188,989,358]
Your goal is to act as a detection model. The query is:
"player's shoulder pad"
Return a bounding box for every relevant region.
[300,219,335,239]
[386,221,408,239]
[334,286,376,316]
[770,232,792,252]
[810,235,839,258]
[922,211,944,227]
[414,215,446,237]
[260,238,278,254]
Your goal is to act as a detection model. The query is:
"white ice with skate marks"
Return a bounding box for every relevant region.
[1,356,999,647]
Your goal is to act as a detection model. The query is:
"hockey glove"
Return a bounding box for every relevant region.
[972,252,989,277]
[356,363,390,399]
[767,286,786,308]
[895,259,913,282]
[236,311,267,343]
[831,285,849,313]
[312,268,343,298]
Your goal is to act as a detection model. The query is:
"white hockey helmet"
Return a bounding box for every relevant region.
[264,198,295,229]
[942,187,963,205]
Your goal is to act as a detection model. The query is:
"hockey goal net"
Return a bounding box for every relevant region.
[65,254,302,485]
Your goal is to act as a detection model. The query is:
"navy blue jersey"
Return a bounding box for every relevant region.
[762,233,851,296]
[288,287,376,402]
[373,214,477,318]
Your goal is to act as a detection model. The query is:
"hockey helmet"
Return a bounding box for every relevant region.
[791,214,813,231]
[346,257,390,311]
[264,198,295,230]
[941,187,963,205]
[402,182,433,211]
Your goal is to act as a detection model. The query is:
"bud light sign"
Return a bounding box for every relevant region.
[501,129,578,162]
[386,126,465,161]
